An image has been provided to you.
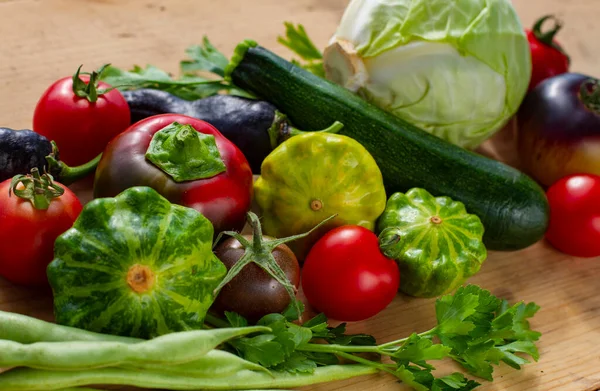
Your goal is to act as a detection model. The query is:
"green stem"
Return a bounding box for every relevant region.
[56,154,101,185]
[267,111,344,148]
[532,15,570,64]
[72,64,110,103]
[204,312,233,329]
[9,168,64,210]
[145,122,226,182]
[579,78,600,114]
[378,328,437,350]
[298,343,380,354]
[45,141,100,185]
[334,351,394,376]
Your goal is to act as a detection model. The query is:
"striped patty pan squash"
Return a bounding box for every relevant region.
[378,188,487,297]
[47,186,227,339]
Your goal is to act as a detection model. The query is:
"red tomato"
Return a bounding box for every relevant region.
[33,66,130,166]
[526,15,570,91]
[301,226,400,322]
[545,174,600,257]
[0,174,82,286]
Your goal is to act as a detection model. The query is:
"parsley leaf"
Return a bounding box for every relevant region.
[180,36,230,77]
[433,373,480,391]
[282,299,305,322]
[208,284,540,391]
[278,22,325,77]
[497,340,540,369]
[224,311,248,328]
[100,64,230,100]
[434,286,541,382]
[233,334,286,367]
[391,333,451,367]
[326,323,377,346]
[435,287,480,336]
[274,352,317,374]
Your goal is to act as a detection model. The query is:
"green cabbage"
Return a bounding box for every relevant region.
[323,0,531,148]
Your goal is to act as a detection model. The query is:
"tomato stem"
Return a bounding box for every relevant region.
[212,212,337,321]
[532,15,570,64]
[9,168,65,210]
[72,64,110,103]
[579,79,600,115]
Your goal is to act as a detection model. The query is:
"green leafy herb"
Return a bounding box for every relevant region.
[278,22,325,77]
[100,64,230,100]
[100,37,253,100]
[180,36,229,77]
[206,285,541,391]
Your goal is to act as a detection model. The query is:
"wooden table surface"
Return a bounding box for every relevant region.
[1,1,599,390]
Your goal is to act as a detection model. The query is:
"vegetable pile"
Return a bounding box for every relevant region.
[3,0,597,389]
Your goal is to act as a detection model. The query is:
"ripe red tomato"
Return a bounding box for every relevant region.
[526,15,570,91]
[545,174,600,257]
[0,173,82,286]
[301,226,400,322]
[33,66,130,166]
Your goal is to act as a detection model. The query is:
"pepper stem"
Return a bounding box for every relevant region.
[9,168,65,210]
[46,142,101,185]
[579,79,600,115]
[268,111,344,147]
[145,122,226,182]
[532,15,571,64]
[72,64,111,103]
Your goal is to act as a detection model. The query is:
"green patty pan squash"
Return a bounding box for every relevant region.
[378,188,487,298]
[47,186,227,339]
[255,132,387,259]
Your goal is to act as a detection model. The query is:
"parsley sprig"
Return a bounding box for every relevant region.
[206,285,540,391]
[99,25,324,99]
[277,22,325,77]
[99,37,250,100]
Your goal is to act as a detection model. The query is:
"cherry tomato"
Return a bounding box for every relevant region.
[301,226,400,322]
[0,171,82,286]
[526,15,570,91]
[33,65,130,166]
[545,173,600,257]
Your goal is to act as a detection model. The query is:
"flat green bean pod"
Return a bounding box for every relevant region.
[0,326,268,370]
[0,365,378,390]
[0,311,138,344]
[125,349,270,376]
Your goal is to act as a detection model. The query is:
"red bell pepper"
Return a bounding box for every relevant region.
[93,114,253,233]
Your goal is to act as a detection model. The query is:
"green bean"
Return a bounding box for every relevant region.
[0,365,378,390]
[0,311,138,344]
[0,326,269,370]
[124,349,270,377]
[48,389,106,391]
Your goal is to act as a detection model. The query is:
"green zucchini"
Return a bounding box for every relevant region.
[225,41,549,251]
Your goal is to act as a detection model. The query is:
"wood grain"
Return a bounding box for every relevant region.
[0,1,599,390]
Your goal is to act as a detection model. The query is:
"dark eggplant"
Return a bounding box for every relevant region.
[0,127,99,184]
[122,89,297,173]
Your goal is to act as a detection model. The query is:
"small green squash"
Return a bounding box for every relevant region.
[47,186,227,338]
[254,131,387,259]
[378,188,487,298]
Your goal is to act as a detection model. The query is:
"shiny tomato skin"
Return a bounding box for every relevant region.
[33,75,130,166]
[0,180,82,286]
[526,30,569,92]
[545,174,600,257]
[301,226,400,322]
